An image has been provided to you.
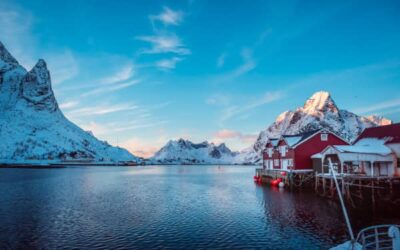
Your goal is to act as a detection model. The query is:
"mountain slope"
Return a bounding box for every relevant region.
[150,139,238,164]
[0,41,139,163]
[240,91,392,164]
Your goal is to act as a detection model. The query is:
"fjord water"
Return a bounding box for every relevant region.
[0,166,398,249]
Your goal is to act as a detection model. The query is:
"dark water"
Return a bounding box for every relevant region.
[0,165,399,250]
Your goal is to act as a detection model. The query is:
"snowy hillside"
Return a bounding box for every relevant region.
[149,139,238,164]
[239,91,392,164]
[0,41,139,163]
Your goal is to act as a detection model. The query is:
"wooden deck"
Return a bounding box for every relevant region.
[255,168,314,188]
[315,173,400,207]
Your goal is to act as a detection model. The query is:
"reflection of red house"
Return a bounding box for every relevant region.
[263,129,349,171]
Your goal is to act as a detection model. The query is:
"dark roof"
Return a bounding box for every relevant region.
[265,129,323,148]
[355,123,400,144]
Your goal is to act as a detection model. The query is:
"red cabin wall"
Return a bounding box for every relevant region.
[293,133,348,170]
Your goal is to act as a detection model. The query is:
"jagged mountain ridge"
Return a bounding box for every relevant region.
[150,139,238,164]
[0,41,139,163]
[241,91,392,164]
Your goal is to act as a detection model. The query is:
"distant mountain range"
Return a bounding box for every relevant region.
[148,139,238,164]
[0,41,140,163]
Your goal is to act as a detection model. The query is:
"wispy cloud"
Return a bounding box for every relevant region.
[136,34,190,55]
[353,98,400,115]
[216,53,227,68]
[100,64,134,84]
[214,48,256,83]
[206,94,231,106]
[59,100,79,109]
[156,57,183,70]
[150,6,183,26]
[66,103,138,117]
[119,137,165,158]
[46,49,79,85]
[218,91,283,123]
[82,79,140,97]
[213,129,257,144]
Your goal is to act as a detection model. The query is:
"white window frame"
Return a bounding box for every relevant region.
[274,159,279,167]
[321,133,328,141]
[287,159,293,167]
[280,146,286,157]
[268,148,272,157]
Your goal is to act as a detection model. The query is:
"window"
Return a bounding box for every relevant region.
[288,159,293,167]
[321,133,328,141]
[274,159,279,167]
[268,148,272,157]
[280,146,286,156]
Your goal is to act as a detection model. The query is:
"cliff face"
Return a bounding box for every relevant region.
[0,41,139,163]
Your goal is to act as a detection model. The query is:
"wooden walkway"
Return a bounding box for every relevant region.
[315,173,400,207]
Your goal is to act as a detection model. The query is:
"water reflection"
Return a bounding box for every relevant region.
[0,165,399,249]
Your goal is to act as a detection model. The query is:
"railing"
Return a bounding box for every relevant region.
[355,225,400,250]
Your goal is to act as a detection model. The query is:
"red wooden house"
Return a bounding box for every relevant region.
[263,129,349,171]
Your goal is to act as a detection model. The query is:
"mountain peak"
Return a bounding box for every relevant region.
[0,41,19,65]
[366,115,393,126]
[302,91,338,114]
[21,59,58,111]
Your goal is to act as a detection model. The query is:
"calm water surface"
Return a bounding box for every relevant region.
[0,165,399,249]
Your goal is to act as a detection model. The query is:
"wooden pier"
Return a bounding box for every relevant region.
[255,168,314,188]
[315,173,400,207]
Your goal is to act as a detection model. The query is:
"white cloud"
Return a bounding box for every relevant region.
[82,79,140,97]
[156,57,182,70]
[119,137,164,158]
[219,91,283,123]
[217,53,226,68]
[136,34,190,55]
[150,7,183,26]
[66,103,138,117]
[214,48,256,83]
[46,50,79,85]
[100,64,135,85]
[206,94,231,106]
[213,129,257,144]
[353,98,400,115]
[59,100,79,109]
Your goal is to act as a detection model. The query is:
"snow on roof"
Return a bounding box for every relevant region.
[334,138,392,155]
[284,136,303,147]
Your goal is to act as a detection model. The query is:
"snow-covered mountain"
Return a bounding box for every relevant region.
[149,139,238,164]
[0,41,139,163]
[240,91,392,164]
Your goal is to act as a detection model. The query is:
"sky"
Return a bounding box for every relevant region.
[1,0,400,157]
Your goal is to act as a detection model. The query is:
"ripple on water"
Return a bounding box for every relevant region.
[1,165,399,249]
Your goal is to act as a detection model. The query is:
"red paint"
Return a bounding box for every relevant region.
[355,123,400,144]
[263,130,349,170]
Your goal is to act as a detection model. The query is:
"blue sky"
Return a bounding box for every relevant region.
[1,0,400,157]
